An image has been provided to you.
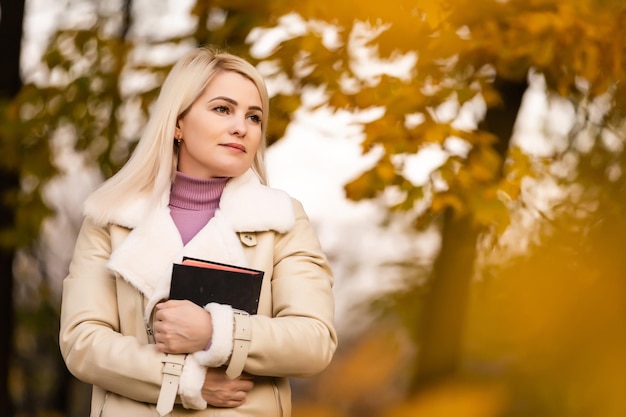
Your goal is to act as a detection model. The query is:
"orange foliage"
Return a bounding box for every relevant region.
[255,0,626,232]
[384,381,508,417]
[293,325,414,416]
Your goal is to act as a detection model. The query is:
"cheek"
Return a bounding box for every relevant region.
[250,128,263,150]
[182,114,212,137]
[183,121,202,139]
[251,135,262,151]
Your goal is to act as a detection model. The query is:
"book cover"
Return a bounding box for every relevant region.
[169,257,264,314]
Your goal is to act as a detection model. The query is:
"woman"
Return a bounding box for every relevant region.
[59,47,337,416]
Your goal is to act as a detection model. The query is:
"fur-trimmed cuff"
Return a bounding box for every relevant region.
[177,355,207,410]
[192,303,234,367]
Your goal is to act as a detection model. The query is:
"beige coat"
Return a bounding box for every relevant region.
[59,170,337,417]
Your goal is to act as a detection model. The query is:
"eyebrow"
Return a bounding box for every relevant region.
[209,96,263,113]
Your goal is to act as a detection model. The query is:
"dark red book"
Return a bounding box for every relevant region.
[169,257,263,314]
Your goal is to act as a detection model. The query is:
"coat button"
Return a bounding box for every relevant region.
[240,234,257,246]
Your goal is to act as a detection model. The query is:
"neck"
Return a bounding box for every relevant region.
[168,172,229,245]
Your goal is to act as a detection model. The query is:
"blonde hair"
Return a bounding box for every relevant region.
[85,47,270,223]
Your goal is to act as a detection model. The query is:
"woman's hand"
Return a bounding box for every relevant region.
[153,300,212,353]
[202,367,254,408]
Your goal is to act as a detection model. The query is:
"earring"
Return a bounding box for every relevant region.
[174,137,182,146]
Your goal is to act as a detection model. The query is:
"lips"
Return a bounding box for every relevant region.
[221,143,247,153]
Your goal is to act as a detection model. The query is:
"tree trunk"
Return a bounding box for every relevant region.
[0,0,24,97]
[411,210,481,388]
[411,76,528,392]
[0,0,25,415]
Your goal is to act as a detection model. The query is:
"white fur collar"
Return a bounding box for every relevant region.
[86,170,294,233]
[94,170,295,318]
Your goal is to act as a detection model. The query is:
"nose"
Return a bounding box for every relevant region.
[230,114,247,138]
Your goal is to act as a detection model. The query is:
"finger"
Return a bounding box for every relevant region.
[154,308,165,322]
[222,391,247,405]
[237,380,254,392]
[156,300,179,310]
[202,390,248,408]
[219,399,245,408]
[222,379,253,393]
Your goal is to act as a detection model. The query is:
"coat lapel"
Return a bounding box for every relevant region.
[219,170,295,234]
[107,205,182,317]
[103,169,296,318]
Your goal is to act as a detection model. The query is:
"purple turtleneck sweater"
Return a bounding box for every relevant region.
[168,172,229,245]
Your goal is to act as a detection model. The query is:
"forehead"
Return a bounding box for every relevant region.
[202,71,262,105]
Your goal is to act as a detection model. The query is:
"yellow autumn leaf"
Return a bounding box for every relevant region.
[376,160,398,183]
[480,87,502,108]
[468,162,495,182]
[431,192,465,214]
[420,0,453,30]
[521,11,559,35]
[575,42,601,86]
[471,194,511,234]
[497,177,521,201]
[426,122,450,144]
[345,169,379,200]
[473,131,498,146]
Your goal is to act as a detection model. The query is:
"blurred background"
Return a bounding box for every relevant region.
[1,0,626,416]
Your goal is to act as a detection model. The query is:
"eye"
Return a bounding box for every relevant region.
[212,105,230,114]
[248,113,262,124]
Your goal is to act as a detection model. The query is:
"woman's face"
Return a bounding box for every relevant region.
[176,71,263,179]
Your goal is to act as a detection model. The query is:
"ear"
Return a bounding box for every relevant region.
[175,121,183,139]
